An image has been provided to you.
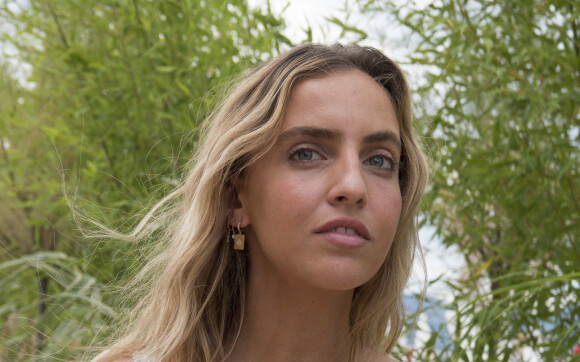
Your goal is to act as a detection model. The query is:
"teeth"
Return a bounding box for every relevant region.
[331,227,360,236]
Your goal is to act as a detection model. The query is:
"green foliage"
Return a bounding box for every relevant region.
[358,0,580,359]
[3,0,580,359]
[0,0,286,359]
[0,252,111,360]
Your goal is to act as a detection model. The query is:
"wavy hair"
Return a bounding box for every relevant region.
[92,43,428,361]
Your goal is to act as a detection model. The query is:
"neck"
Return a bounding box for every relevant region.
[227,267,355,362]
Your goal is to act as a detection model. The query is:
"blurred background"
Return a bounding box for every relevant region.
[0,0,578,360]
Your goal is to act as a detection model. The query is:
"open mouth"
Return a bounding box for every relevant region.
[330,227,361,236]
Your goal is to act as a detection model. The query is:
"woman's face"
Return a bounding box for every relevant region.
[235,69,402,291]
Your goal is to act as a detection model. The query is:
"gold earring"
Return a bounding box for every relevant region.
[232,221,245,250]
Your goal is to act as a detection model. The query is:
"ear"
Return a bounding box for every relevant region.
[227,179,251,228]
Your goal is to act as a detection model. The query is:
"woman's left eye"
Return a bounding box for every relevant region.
[289,147,324,162]
[364,155,396,171]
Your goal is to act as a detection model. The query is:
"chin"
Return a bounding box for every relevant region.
[308,262,380,292]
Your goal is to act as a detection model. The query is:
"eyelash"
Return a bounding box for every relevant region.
[363,153,397,172]
[288,146,398,173]
[289,146,324,162]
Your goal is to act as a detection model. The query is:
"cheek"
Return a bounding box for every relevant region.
[243,165,305,228]
[388,191,403,221]
[251,173,321,226]
[372,184,402,237]
[367,186,402,277]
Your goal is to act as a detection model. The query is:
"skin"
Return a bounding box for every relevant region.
[227,69,403,362]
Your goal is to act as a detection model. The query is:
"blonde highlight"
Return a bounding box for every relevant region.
[91,43,428,361]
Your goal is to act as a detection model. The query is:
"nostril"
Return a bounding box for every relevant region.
[335,194,365,204]
[328,163,368,206]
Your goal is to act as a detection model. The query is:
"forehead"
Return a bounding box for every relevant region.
[281,70,399,135]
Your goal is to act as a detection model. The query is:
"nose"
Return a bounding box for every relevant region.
[327,152,367,207]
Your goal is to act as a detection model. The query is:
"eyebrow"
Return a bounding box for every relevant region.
[362,131,402,150]
[277,126,401,150]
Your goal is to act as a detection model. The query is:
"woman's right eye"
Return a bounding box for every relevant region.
[289,147,323,162]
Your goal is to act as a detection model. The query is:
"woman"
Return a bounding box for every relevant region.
[95,43,428,361]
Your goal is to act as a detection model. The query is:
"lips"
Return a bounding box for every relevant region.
[315,217,371,240]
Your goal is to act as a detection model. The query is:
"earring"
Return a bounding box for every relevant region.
[231,221,245,250]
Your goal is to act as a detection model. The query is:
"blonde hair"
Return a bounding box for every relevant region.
[92,43,428,361]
